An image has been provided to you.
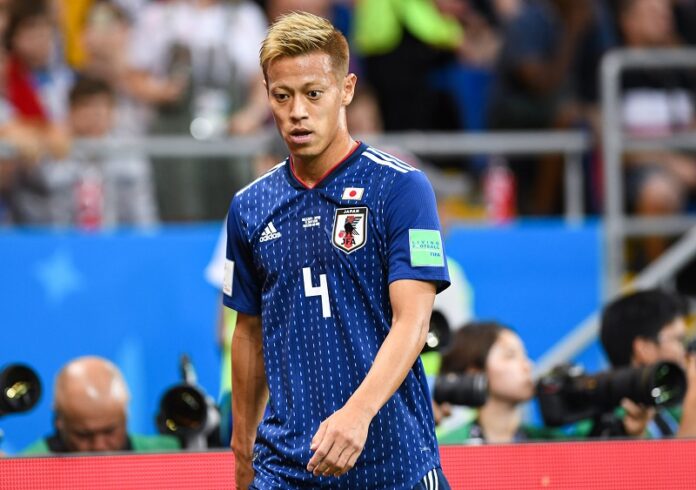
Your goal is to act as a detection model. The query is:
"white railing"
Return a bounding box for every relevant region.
[0,129,591,223]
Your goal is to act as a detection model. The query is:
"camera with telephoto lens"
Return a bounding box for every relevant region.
[433,372,488,407]
[156,354,220,449]
[425,311,488,407]
[0,364,42,417]
[537,361,686,427]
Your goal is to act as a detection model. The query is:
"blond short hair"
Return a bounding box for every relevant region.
[260,11,349,79]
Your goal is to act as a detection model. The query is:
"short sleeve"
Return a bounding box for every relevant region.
[385,170,450,293]
[222,201,262,315]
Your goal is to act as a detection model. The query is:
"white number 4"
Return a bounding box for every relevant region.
[303,267,331,318]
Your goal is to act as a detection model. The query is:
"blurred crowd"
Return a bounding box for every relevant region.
[0,0,693,249]
[3,0,696,465]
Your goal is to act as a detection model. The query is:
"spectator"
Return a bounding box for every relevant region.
[487,0,604,214]
[127,0,268,221]
[265,0,333,22]
[22,356,179,454]
[264,0,352,40]
[4,0,72,155]
[53,0,147,69]
[79,0,149,138]
[600,288,696,438]
[609,0,696,263]
[488,0,598,132]
[8,76,158,226]
[672,0,696,46]
[436,321,562,443]
[353,0,463,131]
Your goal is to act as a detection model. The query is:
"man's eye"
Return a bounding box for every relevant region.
[307,90,322,99]
[274,93,288,101]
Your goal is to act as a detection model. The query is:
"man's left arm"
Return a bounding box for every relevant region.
[307,279,436,478]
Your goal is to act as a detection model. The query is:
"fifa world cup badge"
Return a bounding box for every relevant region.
[332,207,368,253]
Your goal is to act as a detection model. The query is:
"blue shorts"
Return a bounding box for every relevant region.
[248,467,451,489]
[413,467,451,490]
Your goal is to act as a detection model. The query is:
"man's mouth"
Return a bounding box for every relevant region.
[288,129,313,144]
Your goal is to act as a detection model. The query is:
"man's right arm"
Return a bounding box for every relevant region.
[231,312,267,490]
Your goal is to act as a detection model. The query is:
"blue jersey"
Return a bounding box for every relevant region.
[224,142,450,489]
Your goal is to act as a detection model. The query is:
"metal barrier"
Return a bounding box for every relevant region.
[601,48,696,296]
[1,46,693,298]
[0,129,591,223]
[534,225,696,378]
[533,48,696,374]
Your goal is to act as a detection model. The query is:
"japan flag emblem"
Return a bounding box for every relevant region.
[341,187,364,200]
[332,207,368,254]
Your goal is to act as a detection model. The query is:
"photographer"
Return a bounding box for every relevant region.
[599,289,695,438]
[22,356,179,454]
[436,322,560,444]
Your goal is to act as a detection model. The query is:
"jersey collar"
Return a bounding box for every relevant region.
[285,141,366,190]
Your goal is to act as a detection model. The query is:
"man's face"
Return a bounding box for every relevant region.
[12,16,54,69]
[265,52,354,163]
[70,95,114,137]
[635,317,688,368]
[83,5,130,62]
[655,317,688,367]
[56,402,127,452]
[622,0,674,47]
[485,330,535,403]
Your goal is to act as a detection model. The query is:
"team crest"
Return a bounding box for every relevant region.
[332,207,368,254]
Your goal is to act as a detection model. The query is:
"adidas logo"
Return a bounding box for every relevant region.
[259,222,282,242]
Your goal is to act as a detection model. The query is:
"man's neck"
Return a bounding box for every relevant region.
[292,132,356,188]
[478,398,522,443]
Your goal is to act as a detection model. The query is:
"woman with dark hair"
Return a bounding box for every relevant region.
[437,321,553,444]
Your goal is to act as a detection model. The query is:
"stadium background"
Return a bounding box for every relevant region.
[1,0,696,487]
[1,220,603,453]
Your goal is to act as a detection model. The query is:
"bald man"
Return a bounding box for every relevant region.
[22,356,179,454]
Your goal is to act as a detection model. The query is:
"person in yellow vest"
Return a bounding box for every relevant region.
[353,0,464,131]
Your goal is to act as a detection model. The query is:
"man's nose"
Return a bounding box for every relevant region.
[290,96,308,121]
[90,433,113,452]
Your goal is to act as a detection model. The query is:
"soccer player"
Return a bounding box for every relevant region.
[224,12,451,489]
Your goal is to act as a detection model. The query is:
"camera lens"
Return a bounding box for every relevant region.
[0,364,42,416]
[650,361,686,406]
[158,385,207,436]
[433,373,488,407]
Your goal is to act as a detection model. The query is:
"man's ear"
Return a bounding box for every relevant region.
[633,336,658,365]
[342,73,357,106]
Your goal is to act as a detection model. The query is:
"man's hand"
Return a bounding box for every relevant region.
[621,398,655,436]
[307,403,373,478]
[233,451,255,490]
